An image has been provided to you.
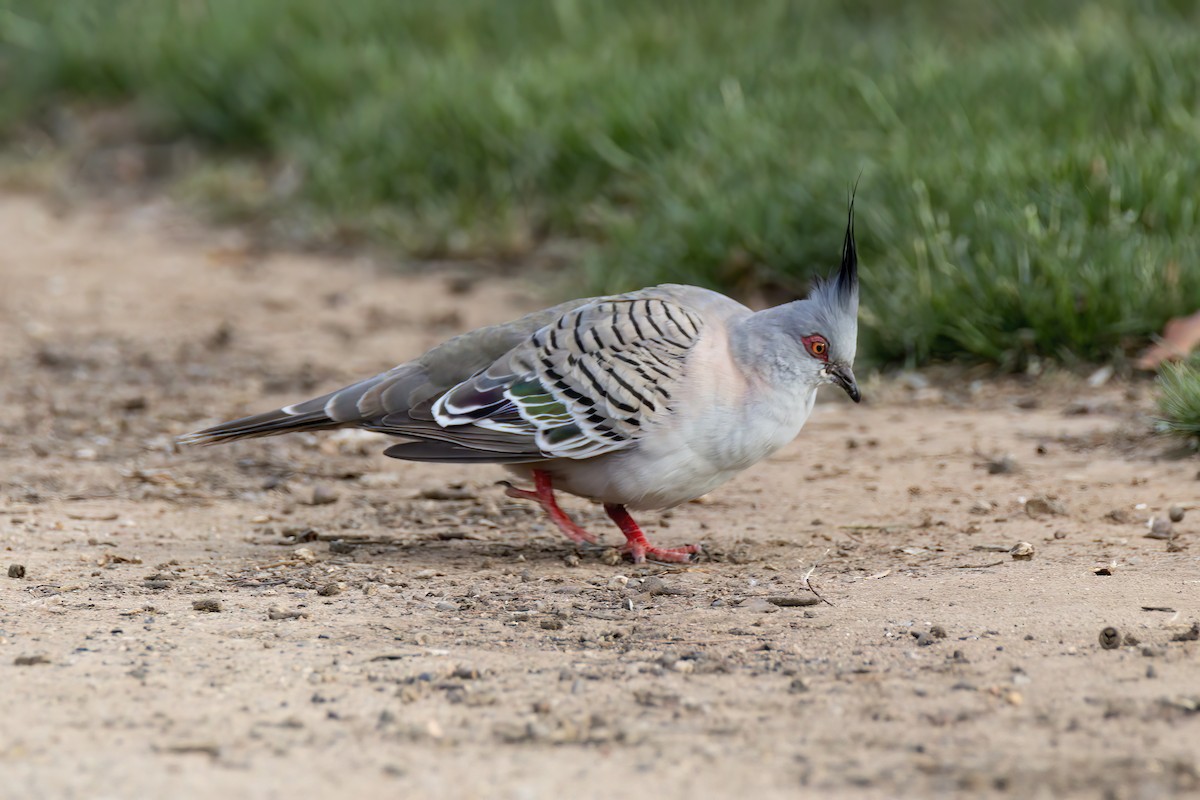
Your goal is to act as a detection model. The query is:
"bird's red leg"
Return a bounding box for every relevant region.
[604,504,700,564]
[502,469,597,545]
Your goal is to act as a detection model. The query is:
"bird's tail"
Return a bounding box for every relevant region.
[178,394,341,446]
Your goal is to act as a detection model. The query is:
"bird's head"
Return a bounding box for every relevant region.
[782,191,861,402]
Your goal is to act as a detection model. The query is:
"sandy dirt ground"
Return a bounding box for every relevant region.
[1,193,1198,800]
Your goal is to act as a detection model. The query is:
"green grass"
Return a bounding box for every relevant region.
[2,0,1200,368]
[1157,359,1200,439]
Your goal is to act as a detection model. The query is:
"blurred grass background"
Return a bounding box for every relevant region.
[1,0,1199,371]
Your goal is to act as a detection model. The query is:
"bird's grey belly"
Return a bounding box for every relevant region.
[509,390,817,510]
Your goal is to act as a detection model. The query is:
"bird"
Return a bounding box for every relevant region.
[181,197,861,564]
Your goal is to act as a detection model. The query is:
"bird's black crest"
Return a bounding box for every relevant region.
[836,180,859,305]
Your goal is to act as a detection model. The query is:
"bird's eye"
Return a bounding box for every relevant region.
[802,335,830,361]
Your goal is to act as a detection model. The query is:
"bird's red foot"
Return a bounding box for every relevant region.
[604,504,700,564]
[501,470,597,545]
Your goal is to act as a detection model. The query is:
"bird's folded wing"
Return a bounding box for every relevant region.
[420,294,705,460]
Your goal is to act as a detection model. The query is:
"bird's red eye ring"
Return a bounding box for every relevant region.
[802,335,830,361]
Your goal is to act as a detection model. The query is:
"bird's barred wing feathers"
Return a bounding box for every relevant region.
[432,295,703,459]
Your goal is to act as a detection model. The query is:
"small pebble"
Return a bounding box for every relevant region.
[1147,518,1174,540]
[539,618,564,630]
[929,625,947,639]
[562,553,581,567]
[1171,622,1200,642]
[309,485,339,506]
[1099,626,1121,650]
[317,583,343,597]
[987,455,1016,475]
[1168,505,1185,523]
[192,599,223,613]
[607,575,629,589]
[1010,542,1034,560]
[434,601,460,613]
[1024,496,1065,518]
[766,595,821,607]
[640,576,668,595]
[14,655,51,666]
[268,606,306,621]
[8,564,26,579]
[788,678,810,693]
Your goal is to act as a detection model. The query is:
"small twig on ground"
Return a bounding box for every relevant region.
[800,549,834,606]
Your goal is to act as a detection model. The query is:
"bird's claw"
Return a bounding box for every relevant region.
[620,541,702,565]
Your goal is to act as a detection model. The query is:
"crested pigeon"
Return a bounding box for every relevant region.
[181,200,861,563]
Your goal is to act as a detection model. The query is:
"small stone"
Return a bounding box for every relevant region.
[1099,626,1121,650]
[739,598,779,613]
[1147,518,1174,540]
[1106,508,1136,524]
[539,618,564,630]
[7,564,26,579]
[317,583,342,597]
[1024,496,1066,518]
[987,455,1016,475]
[639,576,691,596]
[268,606,306,621]
[434,601,459,613]
[766,595,821,607]
[915,631,935,647]
[599,548,622,566]
[607,575,629,589]
[929,624,948,639]
[13,655,51,666]
[1010,542,1034,560]
[1168,505,1185,523]
[1171,622,1200,642]
[294,547,318,563]
[192,599,223,613]
[308,485,339,506]
[562,553,581,567]
[788,678,810,693]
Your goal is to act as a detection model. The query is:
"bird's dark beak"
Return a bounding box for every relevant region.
[828,364,861,403]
